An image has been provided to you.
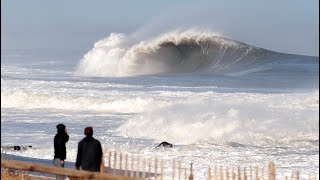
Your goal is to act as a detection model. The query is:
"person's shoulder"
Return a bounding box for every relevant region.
[93,138,100,142]
[93,138,101,144]
[78,139,85,144]
[54,134,60,140]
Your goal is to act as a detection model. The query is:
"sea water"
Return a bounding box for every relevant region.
[1,30,319,179]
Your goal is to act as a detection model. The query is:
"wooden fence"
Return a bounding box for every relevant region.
[207,162,318,180]
[1,149,318,180]
[1,159,140,180]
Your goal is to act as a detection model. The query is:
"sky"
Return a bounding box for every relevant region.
[1,0,319,56]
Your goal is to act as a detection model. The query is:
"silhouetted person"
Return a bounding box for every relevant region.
[75,127,103,172]
[53,124,69,180]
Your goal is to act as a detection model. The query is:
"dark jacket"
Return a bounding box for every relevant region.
[75,136,102,172]
[54,125,69,160]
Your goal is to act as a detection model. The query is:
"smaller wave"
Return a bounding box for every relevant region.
[1,89,168,113]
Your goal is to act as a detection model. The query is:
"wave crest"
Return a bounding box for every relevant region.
[75,29,317,77]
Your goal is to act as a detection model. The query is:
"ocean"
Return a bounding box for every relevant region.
[1,30,319,179]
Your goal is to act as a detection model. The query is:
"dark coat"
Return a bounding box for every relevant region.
[75,136,102,172]
[54,125,69,160]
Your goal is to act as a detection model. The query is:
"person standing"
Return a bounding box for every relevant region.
[75,126,103,172]
[53,124,69,179]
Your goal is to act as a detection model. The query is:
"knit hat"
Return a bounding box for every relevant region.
[84,127,93,136]
[56,124,66,134]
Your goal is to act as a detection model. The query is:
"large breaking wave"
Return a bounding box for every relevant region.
[75,29,318,77]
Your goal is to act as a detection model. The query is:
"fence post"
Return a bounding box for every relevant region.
[208,167,212,180]
[232,167,236,180]
[155,157,158,180]
[125,154,128,177]
[188,163,194,180]
[178,161,181,180]
[268,162,275,180]
[249,166,252,180]
[226,167,229,180]
[238,166,241,180]
[137,156,140,178]
[220,166,224,180]
[113,151,117,176]
[142,158,146,179]
[100,146,106,174]
[119,153,122,176]
[161,159,164,180]
[108,151,112,174]
[184,168,187,180]
[131,155,134,178]
[244,167,247,180]
[148,158,151,179]
[172,160,176,180]
[214,166,218,180]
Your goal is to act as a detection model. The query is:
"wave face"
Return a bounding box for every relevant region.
[75,29,319,77]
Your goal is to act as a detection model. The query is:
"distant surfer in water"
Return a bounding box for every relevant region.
[155,141,174,148]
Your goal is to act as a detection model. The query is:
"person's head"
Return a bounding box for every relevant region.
[84,126,93,137]
[56,124,66,134]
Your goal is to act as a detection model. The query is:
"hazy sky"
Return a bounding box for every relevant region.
[1,0,319,56]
